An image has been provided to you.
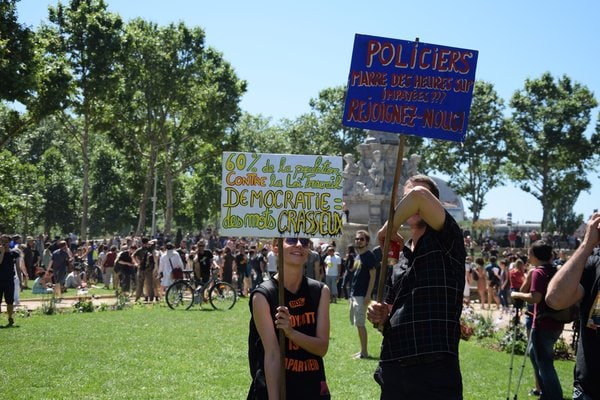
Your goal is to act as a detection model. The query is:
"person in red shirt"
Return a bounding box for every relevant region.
[509,258,526,292]
[512,241,564,400]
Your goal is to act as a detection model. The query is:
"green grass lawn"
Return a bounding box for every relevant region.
[1,297,575,399]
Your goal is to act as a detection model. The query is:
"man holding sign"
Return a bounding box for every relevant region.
[368,175,466,399]
[344,32,476,399]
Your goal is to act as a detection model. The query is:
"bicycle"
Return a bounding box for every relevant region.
[165,267,237,311]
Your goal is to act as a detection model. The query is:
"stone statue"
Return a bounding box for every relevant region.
[367,149,384,194]
[343,153,360,195]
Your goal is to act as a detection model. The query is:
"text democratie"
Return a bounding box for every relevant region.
[221,154,344,237]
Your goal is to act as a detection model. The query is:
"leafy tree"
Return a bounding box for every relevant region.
[38,146,80,235]
[0,0,35,103]
[0,0,70,146]
[227,112,291,154]
[506,72,599,231]
[287,86,367,157]
[0,149,42,233]
[88,143,138,236]
[46,0,123,239]
[108,19,245,235]
[421,81,507,222]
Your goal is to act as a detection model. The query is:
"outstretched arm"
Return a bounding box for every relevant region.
[546,214,600,310]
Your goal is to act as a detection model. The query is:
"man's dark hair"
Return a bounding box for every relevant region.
[355,229,370,244]
[489,256,497,264]
[530,240,553,263]
[407,174,440,199]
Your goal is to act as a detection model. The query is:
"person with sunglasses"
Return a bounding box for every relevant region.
[248,237,331,399]
[349,230,377,360]
[367,174,466,400]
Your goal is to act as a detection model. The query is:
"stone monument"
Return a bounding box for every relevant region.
[340,130,464,251]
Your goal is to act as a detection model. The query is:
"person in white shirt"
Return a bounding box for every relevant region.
[158,242,184,297]
[267,245,278,277]
[324,246,342,303]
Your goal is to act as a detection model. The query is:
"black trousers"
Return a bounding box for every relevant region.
[375,353,462,400]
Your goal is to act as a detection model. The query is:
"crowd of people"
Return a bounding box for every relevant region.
[1,176,599,399]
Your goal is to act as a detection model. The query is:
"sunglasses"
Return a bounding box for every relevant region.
[354,237,366,241]
[284,238,311,248]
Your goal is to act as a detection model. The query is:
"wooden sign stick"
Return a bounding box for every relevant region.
[375,134,406,305]
[277,237,286,399]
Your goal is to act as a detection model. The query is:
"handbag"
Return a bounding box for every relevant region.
[169,257,183,280]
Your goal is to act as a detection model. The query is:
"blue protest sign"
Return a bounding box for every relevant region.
[342,34,478,142]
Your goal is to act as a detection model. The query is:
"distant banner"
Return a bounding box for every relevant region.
[343,34,478,142]
[220,152,344,238]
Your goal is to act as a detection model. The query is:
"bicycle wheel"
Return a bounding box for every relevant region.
[209,282,237,310]
[166,281,195,310]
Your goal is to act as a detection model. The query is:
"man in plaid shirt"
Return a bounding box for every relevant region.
[368,174,466,400]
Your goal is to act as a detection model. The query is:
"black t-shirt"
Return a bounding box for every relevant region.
[236,253,248,275]
[134,247,149,270]
[23,247,39,268]
[350,250,377,297]
[116,251,133,270]
[248,277,329,399]
[0,250,19,280]
[196,250,213,282]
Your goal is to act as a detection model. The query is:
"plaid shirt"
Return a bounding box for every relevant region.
[381,210,466,361]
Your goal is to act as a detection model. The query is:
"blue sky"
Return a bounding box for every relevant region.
[16,0,600,225]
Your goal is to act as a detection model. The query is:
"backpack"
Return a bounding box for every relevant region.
[486,265,500,285]
[471,267,479,281]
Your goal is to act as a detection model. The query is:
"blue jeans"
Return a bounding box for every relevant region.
[529,328,563,400]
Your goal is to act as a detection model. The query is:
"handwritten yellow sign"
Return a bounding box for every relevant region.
[220,152,344,237]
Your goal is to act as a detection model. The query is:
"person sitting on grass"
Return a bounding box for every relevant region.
[65,266,87,290]
[32,269,54,294]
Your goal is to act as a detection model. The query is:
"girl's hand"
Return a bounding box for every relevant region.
[275,306,293,337]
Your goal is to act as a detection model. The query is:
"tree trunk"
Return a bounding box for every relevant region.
[80,118,90,240]
[163,161,174,236]
[135,147,158,235]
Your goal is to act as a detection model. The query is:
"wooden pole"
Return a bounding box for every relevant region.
[376,135,406,305]
[277,237,286,399]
